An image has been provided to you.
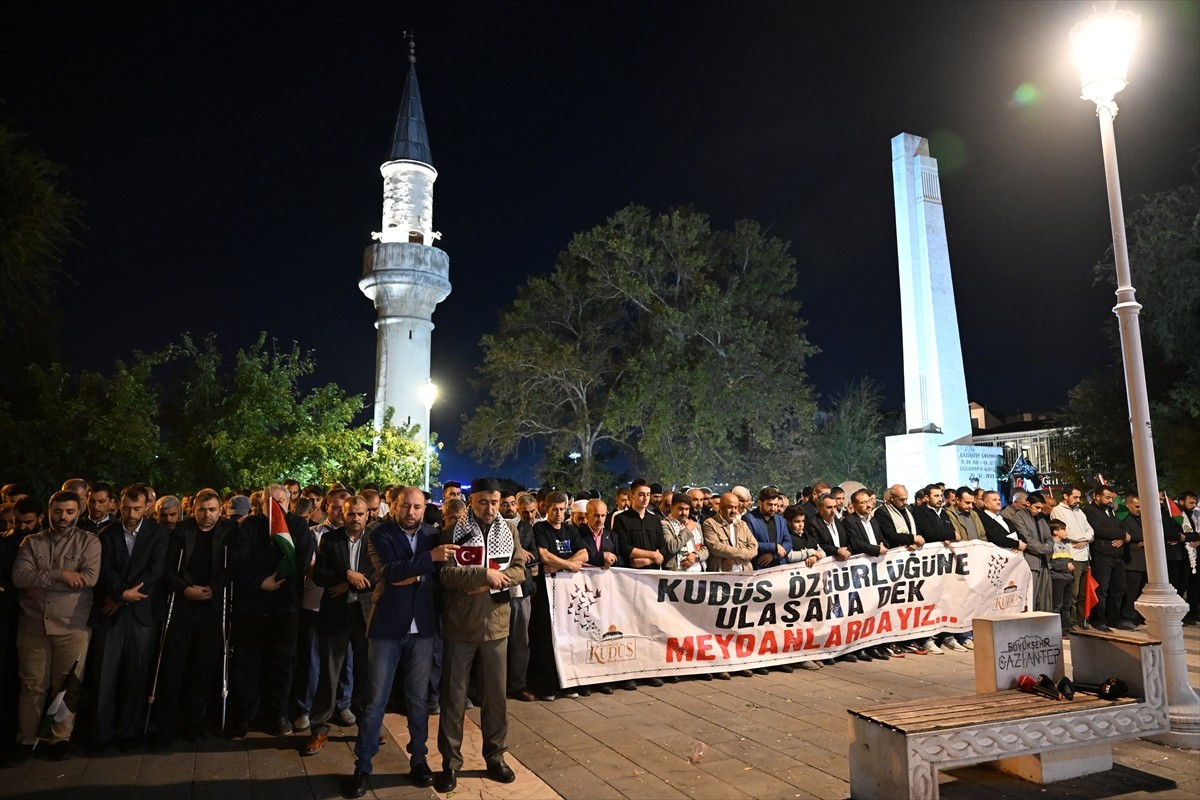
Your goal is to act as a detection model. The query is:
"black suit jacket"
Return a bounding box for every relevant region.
[575,525,621,568]
[809,515,851,557]
[912,506,956,542]
[312,526,377,630]
[91,518,170,629]
[843,515,888,556]
[1083,503,1128,561]
[875,505,920,547]
[980,512,1021,551]
[165,517,235,613]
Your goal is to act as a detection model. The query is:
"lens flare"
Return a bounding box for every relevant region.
[928,130,967,174]
[1013,82,1039,105]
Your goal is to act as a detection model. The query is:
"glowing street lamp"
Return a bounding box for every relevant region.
[418,379,438,492]
[1070,4,1198,748]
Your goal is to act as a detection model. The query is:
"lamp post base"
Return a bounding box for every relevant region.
[1136,584,1200,749]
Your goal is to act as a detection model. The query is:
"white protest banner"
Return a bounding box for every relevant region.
[548,539,1031,686]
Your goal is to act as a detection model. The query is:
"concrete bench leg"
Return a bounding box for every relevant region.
[850,715,939,799]
[995,742,1113,784]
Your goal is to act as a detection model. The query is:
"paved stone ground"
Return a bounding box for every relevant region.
[5,626,1197,799]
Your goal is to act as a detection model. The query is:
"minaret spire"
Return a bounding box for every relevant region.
[390,32,432,165]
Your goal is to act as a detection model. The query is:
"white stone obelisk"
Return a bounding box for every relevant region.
[360,40,451,434]
[886,133,1000,489]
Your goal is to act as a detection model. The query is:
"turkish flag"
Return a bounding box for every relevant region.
[456,546,484,567]
[1084,570,1100,619]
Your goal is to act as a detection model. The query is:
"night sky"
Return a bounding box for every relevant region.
[3,1,1197,486]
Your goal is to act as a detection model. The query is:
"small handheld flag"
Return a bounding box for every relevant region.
[37,656,82,741]
[268,496,297,580]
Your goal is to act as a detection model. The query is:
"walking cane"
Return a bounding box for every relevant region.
[145,548,185,735]
[221,545,232,731]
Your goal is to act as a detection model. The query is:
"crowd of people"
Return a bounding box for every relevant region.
[0,474,1197,798]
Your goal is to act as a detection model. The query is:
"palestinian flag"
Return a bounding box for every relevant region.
[37,657,82,740]
[268,496,297,580]
[1166,496,1185,527]
[1083,570,1100,620]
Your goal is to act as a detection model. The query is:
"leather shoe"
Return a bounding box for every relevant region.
[343,769,369,798]
[434,768,458,793]
[1091,622,1113,633]
[409,762,435,787]
[487,760,516,784]
[1115,621,1138,631]
[510,689,536,702]
[302,732,328,756]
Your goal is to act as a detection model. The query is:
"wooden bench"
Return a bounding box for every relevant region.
[847,635,1167,799]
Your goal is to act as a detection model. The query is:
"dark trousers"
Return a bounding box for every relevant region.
[93,612,156,742]
[230,611,298,726]
[1089,555,1127,626]
[507,595,532,693]
[526,578,563,695]
[311,606,369,734]
[438,638,508,772]
[1123,569,1148,623]
[153,601,222,734]
[0,624,17,753]
[1051,576,1075,631]
[1185,560,1200,617]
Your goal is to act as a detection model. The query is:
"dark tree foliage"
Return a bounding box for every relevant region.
[460,205,818,488]
[0,334,439,498]
[1057,162,1200,491]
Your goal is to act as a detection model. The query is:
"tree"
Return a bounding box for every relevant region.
[0,333,439,497]
[1058,163,1200,491]
[0,126,83,366]
[806,378,893,490]
[460,205,818,488]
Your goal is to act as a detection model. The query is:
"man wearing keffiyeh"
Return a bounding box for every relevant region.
[433,477,527,793]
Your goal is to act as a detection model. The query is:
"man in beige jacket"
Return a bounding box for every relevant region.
[434,478,527,793]
[701,493,757,573]
[11,490,100,761]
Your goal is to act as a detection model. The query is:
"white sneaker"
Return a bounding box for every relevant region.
[922,638,944,654]
[292,714,310,731]
[334,708,356,726]
[944,638,968,652]
[963,639,975,651]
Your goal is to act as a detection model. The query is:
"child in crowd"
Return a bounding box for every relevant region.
[1049,519,1076,633]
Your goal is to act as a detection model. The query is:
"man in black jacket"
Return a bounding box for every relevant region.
[90,484,169,752]
[228,483,315,738]
[303,495,376,756]
[150,488,235,747]
[1083,485,1130,632]
[912,486,956,544]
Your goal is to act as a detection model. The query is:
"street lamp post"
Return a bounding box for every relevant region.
[418,379,438,493]
[1071,5,1199,748]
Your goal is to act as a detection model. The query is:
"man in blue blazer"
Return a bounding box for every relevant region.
[345,486,459,798]
[742,486,792,569]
